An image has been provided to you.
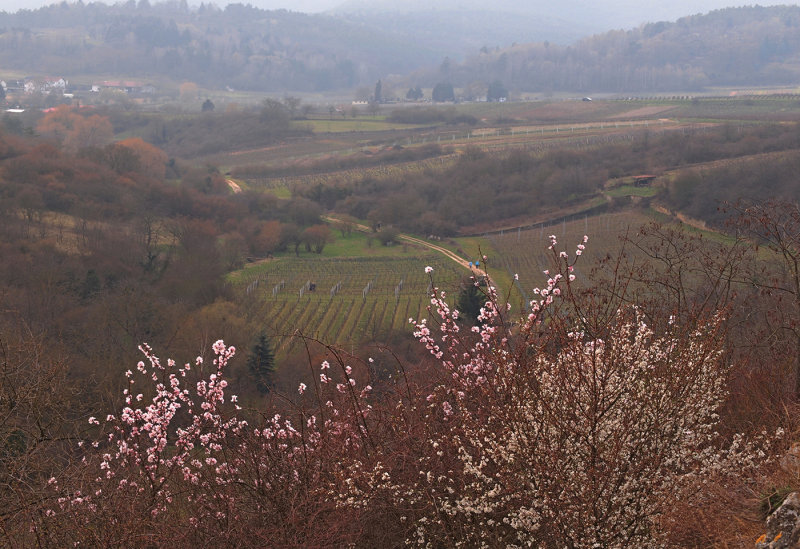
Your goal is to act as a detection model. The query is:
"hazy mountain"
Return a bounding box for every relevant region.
[334,9,593,54]
[0,1,442,92]
[332,0,800,54]
[1,2,799,94]
[398,5,800,95]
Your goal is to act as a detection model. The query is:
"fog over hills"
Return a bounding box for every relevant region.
[334,0,779,21]
[396,5,800,94]
[5,0,800,28]
[332,0,800,46]
[1,1,799,93]
[3,0,791,53]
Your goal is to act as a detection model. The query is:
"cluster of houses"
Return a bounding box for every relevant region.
[90,80,156,95]
[2,76,68,96]
[1,76,156,104]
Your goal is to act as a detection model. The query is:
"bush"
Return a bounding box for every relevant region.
[376,226,399,245]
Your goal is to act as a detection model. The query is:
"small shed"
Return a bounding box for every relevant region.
[633,175,657,187]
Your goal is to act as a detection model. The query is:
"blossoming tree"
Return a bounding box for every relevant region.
[35,235,773,547]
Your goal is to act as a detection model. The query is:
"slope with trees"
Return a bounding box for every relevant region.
[0,1,435,92]
[3,4,800,95]
[400,5,800,94]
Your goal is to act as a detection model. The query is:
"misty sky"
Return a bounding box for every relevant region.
[1,0,798,17]
[0,0,339,10]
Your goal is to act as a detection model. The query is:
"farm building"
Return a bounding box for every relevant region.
[633,175,657,187]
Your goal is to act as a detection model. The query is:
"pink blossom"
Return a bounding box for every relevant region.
[442,401,453,416]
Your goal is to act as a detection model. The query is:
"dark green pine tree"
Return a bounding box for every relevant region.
[247,334,275,394]
[457,279,485,326]
[487,80,508,102]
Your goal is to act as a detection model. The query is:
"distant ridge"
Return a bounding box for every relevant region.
[0,2,798,94]
[393,5,800,94]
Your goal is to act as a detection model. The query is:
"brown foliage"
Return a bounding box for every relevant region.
[36,106,112,153]
[115,138,168,179]
[250,220,283,256]
[0,323,85,541]
[302,224,332,254]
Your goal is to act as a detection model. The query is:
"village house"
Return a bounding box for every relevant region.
[23,76,68,94]
[91,81,155,94]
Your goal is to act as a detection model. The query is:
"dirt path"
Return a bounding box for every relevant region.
[226,179,243,194]
[323,215,487,281]
[397,234,473,270]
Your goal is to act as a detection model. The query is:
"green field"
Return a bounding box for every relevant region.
[301,116,429,133]
[227,208,673,354]
[605,184,659,198]
[233,255,466,355]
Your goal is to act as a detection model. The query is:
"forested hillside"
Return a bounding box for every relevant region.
[2,3,800,94]
[0,1,434,92]
[405,6,800,94]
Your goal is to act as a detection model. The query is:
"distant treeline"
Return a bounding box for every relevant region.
[666,155,800,225]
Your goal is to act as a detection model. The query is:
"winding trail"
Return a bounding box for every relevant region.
[323,215,488,281]
[226,179,243,194]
